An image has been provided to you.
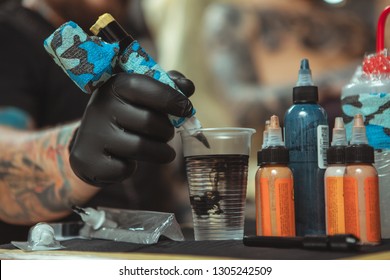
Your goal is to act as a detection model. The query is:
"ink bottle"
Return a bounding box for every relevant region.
[324,117,347,235]
[344,114,381,245]
[284,58,329,236]
[255,115,295,237]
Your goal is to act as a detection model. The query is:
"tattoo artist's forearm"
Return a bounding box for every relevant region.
[0,123,98,224]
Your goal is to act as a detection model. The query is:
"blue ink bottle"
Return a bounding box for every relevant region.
[284,58,329,236]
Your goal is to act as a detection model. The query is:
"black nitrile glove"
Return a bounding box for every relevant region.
[69,71,195,187]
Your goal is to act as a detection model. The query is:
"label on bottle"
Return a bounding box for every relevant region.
[364,177,381,243]
[344,176,381,243]
[325,177,345,235]
[317,125,329,169]
[260,177,295,236]
[274,178,295,236]
[260,178,272,236]
[344,177,360,239]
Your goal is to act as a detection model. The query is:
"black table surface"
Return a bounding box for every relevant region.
[1,225,389,260]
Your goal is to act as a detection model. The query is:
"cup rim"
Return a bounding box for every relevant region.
[179,127,256,134]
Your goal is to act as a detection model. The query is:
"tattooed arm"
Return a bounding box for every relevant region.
[0,119,98,225]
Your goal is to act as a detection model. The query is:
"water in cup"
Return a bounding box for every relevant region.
[180,128,255,240]
[186,154,248,240]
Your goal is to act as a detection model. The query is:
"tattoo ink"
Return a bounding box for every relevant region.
[324,117,347,235]
[256,115,295,237]
[284,59,329,236]
[344,114,381,244]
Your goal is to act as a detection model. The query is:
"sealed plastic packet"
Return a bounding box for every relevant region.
[77,207,185,244]
[11,222,64,251]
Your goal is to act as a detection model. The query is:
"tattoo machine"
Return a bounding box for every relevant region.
[43,17,209,147]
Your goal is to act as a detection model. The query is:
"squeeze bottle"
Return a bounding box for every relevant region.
[324,117,347,235]
[255,115,295,237]
[284,59,329,236]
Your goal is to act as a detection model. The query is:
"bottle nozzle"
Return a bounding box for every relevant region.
[353,114,364,127]
[350,114,368,145]
[267,115,284,146]
[262,119,270,149]
[296,58,314,86]
[335,117,344,128]
[270,115,280,128]
[331,117,347,146]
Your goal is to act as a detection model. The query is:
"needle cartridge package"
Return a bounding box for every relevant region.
[78,207,185,244]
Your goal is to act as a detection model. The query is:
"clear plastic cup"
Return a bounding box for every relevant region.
[180,127,255,240]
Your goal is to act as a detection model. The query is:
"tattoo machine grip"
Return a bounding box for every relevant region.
[90,13,196,128]
[43,21,118,94]
[43,20,196,128]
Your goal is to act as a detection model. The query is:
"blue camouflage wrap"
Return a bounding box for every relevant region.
[43,21,119,94]
[118,41,196,127]
[341,92,390,150]
[44,21,194,128]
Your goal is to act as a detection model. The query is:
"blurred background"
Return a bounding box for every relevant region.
[139,0,388,215]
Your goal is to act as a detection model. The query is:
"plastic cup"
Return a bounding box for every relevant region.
[180,127,255,240]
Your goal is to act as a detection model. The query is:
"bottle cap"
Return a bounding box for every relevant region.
[293,58,319,103]
[261,146,289,165]
[346,114,374,163]
[261,115,289,164]
[293,86,319,103]
[331,117,347,146]
[296,58,314,86]
[262,119,270,149]
[345,144,375,164]
[350,114,368,145]
[327,146,346,164]
[267,115,284,146]
[257,150,263,166]
[327,117,347,164]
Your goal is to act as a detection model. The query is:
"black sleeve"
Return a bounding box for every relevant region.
[0,22,42,122]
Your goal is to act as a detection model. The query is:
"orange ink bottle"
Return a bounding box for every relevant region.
[344,114,381,244]
[324,117,347,235]
[255,115,295,237]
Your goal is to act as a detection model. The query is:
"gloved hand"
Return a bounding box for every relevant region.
[69,71,195,187]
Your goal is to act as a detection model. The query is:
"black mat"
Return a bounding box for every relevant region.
[1,236,389,260]
[2,219,389,260]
